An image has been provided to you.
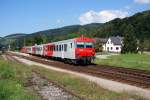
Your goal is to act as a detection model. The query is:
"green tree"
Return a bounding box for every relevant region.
[41,33,47,43]
[144,39,150,51]
[25,37,34,46]
[121,24,138,54]
[78,27,87,36]
[34,33,47,45]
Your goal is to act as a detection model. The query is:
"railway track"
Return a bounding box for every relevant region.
[7,52,150,89]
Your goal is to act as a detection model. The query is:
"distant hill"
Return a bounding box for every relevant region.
[4,33,26,39]
[0,33,26,46]
[28,25,81,37]
[1,10,150,50]
[101,10,150,39]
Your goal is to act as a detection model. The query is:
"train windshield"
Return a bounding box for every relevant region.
[76,42,84,48]
[85,42,93,48]
[76,42,93,48]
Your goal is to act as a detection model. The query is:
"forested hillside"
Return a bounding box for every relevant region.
[0,10,150,50]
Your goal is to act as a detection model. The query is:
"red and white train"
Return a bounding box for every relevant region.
[21,36,95,64]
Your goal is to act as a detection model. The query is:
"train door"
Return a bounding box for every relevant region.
[67,42,74,59]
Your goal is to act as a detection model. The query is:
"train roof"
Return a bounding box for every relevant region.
[23,36,94,47]
[47,36,94,44]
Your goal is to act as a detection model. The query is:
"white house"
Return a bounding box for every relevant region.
[102,36,123,53]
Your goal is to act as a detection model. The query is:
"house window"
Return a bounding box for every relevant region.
[116,47,119,50]
[111,47,113,50]
[107,47,109,51]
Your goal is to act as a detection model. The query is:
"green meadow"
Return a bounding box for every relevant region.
[95,53,150,71]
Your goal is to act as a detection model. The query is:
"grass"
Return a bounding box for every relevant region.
[0,56,147,100]
[95,53,150,71]
[0,60,39,100]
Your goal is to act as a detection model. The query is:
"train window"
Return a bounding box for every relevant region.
[49,46,51,51]
[85,42,93,48]
[59,45,61,51]
[52,46,53,51]
[62,45,63,51]
[57,45,58,51]
[53,46,55,51]
[64,44,67,51]
[77,42,84,48]
[70,43,72,48]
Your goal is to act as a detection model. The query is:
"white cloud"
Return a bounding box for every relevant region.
[134,0,150,4]
[56,19,63,23]
[79,10,128,25]
[124,5,131,10]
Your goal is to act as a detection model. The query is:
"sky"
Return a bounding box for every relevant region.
[0,0,150,37]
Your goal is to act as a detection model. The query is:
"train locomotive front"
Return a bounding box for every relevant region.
[74,37,95,64]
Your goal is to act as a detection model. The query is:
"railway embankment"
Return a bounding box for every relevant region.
[3,52,150,99]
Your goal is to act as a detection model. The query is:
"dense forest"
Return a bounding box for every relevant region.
[0,10,150,51]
